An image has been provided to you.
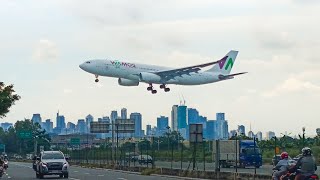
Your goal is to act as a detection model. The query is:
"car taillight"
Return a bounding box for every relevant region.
[310,175,318,179]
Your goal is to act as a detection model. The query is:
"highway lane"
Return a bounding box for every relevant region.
[2,162,181,180]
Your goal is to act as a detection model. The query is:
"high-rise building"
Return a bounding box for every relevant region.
[146,125,152,136]
[171,105,178,131]
[157,116,169,136]
[238,125,246,135]
[111,110,118,122]
[266,131,276,140]
[121,108,127,119]
[98,116,110,123]
[256,131,263,141]
[56,111,66,130]
[0,122,13,131]
[42,119,53,133]
[67,122,76,134]
[86,114,94,133]
[177,105,187,129]
[77,119,86,134]
[188,108,199,124]
[32,114,42,125]
[248,131,255,138]
[316,128,320,136]
[229,130,237,138]
[130,112,142,138]
[206,120,216,140]
[215,113,228,140]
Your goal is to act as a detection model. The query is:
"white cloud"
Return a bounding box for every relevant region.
[32,39,58,63]
[63,89,73,94]
[263,77,320,97]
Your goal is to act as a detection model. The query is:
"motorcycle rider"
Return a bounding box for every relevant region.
[294,147,317,180]
[273,152,290,180]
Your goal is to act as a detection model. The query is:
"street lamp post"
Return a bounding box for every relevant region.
[302,127,306,147]
[166,126,170,161]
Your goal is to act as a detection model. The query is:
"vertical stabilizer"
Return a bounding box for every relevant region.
[206,50,238,75]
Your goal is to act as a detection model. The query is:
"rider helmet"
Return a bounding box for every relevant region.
[302,147,312,156]
[280,152,289,159]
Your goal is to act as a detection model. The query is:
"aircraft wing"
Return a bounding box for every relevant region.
[153,60,221,81]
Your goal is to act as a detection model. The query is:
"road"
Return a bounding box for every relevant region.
[75,159,320,176]
[2,162,179,180]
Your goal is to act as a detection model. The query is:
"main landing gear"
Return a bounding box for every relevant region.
[160,84,170,92]
[147,84,157,94]
[147,84,170,94]
[95,75,99,83]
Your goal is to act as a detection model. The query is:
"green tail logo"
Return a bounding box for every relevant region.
[218,57,233,70]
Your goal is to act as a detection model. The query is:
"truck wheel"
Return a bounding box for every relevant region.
[64,173,69,178]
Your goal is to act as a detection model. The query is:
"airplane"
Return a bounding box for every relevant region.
[79,50,247,94]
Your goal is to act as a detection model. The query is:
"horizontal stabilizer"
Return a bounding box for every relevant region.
[218,72,247,80]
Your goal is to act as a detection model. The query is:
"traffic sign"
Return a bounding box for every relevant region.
[70,138,80,145]
[90,122,110,133]
[0,144,5,150]
[189,124,203,143]
[18,131,32,139]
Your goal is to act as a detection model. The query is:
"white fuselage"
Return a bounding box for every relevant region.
[79,59,221,85]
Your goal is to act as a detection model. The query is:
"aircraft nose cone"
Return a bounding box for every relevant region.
[79,63,85,70]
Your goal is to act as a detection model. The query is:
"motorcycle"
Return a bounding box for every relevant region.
[281,171,319,180]
[0,165,4,178]
[4,160,8,170]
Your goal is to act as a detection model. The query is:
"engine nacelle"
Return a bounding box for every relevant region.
[118,78,139,86]
[139,72,162,83]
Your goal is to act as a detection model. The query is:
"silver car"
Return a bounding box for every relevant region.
[35,151,69,179]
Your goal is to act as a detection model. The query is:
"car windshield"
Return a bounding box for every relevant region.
[244,148,261,154]
[42,153,64,160]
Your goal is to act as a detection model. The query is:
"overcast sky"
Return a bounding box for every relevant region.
[1,0,319,137]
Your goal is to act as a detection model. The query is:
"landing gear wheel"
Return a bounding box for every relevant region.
[95,79,99,83]
[152,90,157,94]
[164,88,170,92]
[160,84,165,89]
[147,87,152,91]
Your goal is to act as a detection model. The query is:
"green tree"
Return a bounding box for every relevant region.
[0,82,21,118]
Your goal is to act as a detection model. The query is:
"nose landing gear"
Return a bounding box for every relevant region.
[95,75,99,83]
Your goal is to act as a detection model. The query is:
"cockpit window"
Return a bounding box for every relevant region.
[86,61,91,64]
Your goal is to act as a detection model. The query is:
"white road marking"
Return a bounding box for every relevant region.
[84,172,90,175]
[98,174,104,177]
[69,178,80,180]
[117,178,127,180]
[73,171,79,172]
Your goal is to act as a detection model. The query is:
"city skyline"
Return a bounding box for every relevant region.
[4,104,317,138]
[1,1,320,136]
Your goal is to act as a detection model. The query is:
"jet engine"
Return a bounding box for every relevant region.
[118,78,139,86]
[139,72,161,83]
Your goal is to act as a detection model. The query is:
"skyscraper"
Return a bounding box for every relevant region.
[229,130,237,138]
[157,116,169,136]
[171,105,178,131]
[238,125,246,135]
[146,125,152,136]
[121,108,127,119]
[266,131,275,140]
[248,131,255,138]
[77,119,86,134]
[67,122,76,134]
[206,120,216,140]
[86,114,94,133]
[0,122,13,131]
[43,119,53,133]
[188,108,199,124]
[130,112,142,138]
[111,110,118,122]
[32,114,42,125]
[256,131,263,141]
[56,111,66,129]
[215,113,228,140]
[177,105,187,129]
